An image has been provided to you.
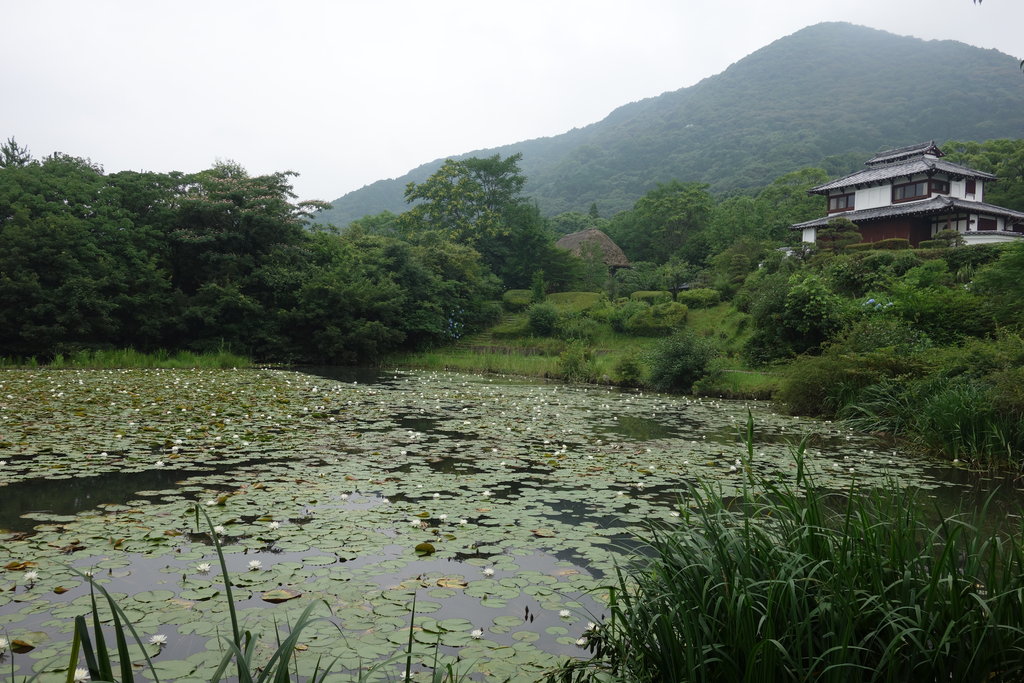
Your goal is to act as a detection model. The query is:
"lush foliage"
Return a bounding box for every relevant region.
[769,245,1024,466]
[645,329,718,393]
[399,153,574,288]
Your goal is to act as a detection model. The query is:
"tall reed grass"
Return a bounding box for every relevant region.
[549,423,1024,682]
[842,377,1024,468]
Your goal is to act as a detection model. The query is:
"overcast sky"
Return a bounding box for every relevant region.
[3,0,1022,203]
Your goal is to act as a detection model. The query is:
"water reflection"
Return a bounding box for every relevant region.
[0,466,225,532]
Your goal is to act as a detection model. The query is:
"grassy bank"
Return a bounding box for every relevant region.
[389,296,780,398]
[0,348,251,369]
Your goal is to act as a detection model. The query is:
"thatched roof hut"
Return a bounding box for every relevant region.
[554,229,630,269]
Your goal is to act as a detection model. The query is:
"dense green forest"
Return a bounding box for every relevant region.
[0,141,501,363]
[318,22,1024,226]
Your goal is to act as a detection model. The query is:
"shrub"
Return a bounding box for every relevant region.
[931,228,966,247]
[527,302,559,336]
[625,301,688,336]
[645,329,717,393]
[888,284,991,344]
[777,348,928,418]
[612,352,645,386]
[874,237,911,249]
[546,291,604,312]
[629,290,672,305]
[608,299,649,333]
[843,241,874,252]
[829,316,931,354]
[502,289,532,312]
[557,341,598,383]
[675,288,721,309]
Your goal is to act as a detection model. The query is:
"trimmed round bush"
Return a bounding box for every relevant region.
[629,290,673,305]
[626,301,688,336]
[676,288,721,309]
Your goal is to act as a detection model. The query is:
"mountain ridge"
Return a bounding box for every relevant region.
[317,22,1024,227]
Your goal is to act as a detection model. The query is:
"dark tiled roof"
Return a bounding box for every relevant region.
[809,158,996,194]
[865,141,943,166]
[791,196,1024,230]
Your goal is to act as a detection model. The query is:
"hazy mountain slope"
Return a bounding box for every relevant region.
[318,22,1024,226]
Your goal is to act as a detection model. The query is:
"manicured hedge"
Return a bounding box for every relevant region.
[676,288,721,309]
[630,290,673,305]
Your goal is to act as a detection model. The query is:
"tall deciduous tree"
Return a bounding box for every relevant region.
[607,181,713,264]
[400,153,559,287]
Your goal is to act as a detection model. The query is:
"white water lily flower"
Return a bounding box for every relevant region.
[339,493,349,500]
[213,525,227,535]
[155,460,164,467]
[0,636,8,650]
[148,634,168,646]
[268,521,281,530]
[438,514,447,521]
[459,519,468,525]
[470,628,483,639]
[559,609,571,618]
[575,637,588,646]
[587,622,597,631]
[24,570,39,583]
[73,667,90,682]
[205,499,217,506]
[196,562,212,574]
[248,560,263,571]
[482,567,495,577]
[482,490,492,497]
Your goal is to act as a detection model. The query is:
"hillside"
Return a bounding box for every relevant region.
[317,22,1024,227]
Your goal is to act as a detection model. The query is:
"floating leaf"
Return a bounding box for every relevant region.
[3,561,36,571]
[261,589,301,603]
[414,542,436,556]
[11,639,35,653]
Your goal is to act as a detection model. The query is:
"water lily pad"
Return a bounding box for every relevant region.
[261,589,301,603]
[134,589,176,603]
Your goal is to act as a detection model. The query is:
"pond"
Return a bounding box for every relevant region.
[0,367,1018,681]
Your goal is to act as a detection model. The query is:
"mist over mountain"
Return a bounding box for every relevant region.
[317,22,1024,227]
